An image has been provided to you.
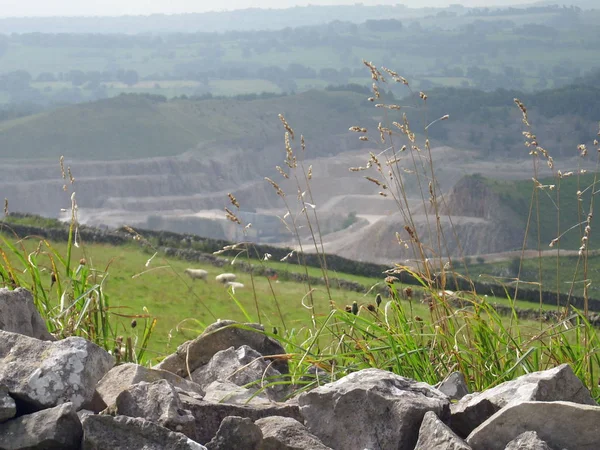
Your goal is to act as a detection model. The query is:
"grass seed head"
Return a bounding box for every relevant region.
[278,114,294,139]
[228,193,240,209]
[224,207,241,224]
[59,156,66,179]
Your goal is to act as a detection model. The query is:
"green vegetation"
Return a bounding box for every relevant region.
[0,90,374,160]
[1,5,599,108]
[2,58,600,401]
[467,253,600,300]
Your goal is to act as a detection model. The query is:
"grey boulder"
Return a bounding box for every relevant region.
[504,431,556,450]
[0,330,114,411]
[414,411,471,450]
[0,287,55,341]
[298,368,450,450]
[255,415,332,450]
[156,320,288,377]
[191,345,289,401]
[179,391,303,444]
[467,401,600,450]
[203,380,271,405]
[107,379,196,437]
[96,362,205,407]
[81,414,206,450]
[451,364,595,437]
[0,384,16,423]
[437,372,470,401]
[205,416,263,450]
[0,402,82,450]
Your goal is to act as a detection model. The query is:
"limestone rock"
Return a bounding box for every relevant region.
[451,364,595,437]
[504,431,556,450]
[205,416,263,450]
[81,414,206,450]
[203,380,271,405]
[414,411,471,450]
[256,416,333,450]
[0,402,82,450]
[298,368,450,450]
[179,391,303,444]
[191,345,289,401]
[0,287,55,341]
[466,401,600,450]
[0,330,114,411]
[437,372,470,401]
[108,379,196,438]
[156,320,288,377]
[96,362,205,407]
[0,384,16,423]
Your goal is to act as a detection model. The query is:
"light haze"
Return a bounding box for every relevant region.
[0,0,539,18]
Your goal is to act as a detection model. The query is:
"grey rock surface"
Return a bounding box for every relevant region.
[0,287,55,341]
[437,372,470,401]
[180,391,303,444]
[467,401,600,450]
[97,363,205,409]
[0,402,82,450]
[0,330,114,411]
[155,320,288,377]
[108,379,196,437]
[203,380,271,405]
[191,345,289,401]
[451,364,595,437]
[414,411,472,450]
[81,414,206,450]
[298,368,450,450]
[256,415,333,450]
[205,416,263,450]
[0,384,16,423]
[504,431,556,450]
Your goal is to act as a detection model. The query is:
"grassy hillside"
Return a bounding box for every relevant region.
[466,253,600,300]
[0,90,373,161]
[0,230,389,364]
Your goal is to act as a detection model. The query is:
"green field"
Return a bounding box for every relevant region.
[0,222,568,364]
[0,231,400,363]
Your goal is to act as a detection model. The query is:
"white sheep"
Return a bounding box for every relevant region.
[215,273,237,284]
[184,268,208,281]
[224,281,245,290]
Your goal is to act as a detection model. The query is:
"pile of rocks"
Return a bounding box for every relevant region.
[1,287,599,449]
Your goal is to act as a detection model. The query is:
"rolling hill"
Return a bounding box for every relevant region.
[0,89,375,161]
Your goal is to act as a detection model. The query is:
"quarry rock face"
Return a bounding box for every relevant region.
[1,300,599,450]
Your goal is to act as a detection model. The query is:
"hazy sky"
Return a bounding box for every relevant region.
[0,0,537,18]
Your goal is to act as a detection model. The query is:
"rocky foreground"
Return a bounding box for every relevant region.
[1,287,599,449]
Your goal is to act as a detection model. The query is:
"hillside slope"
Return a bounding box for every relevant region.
[0,90,374,161]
